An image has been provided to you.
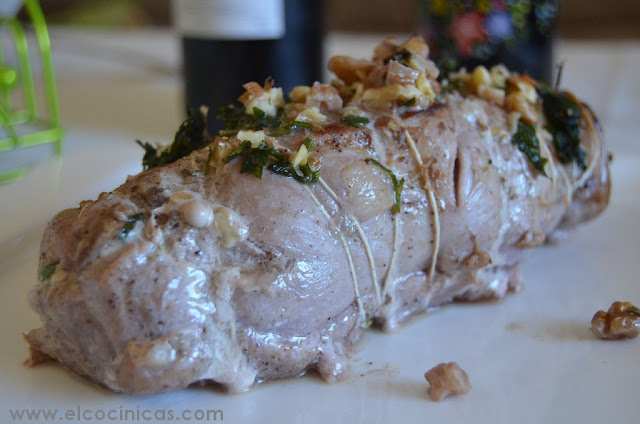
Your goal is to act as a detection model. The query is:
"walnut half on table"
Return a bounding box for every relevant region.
[591,301,640,340]
[424,362,471,401]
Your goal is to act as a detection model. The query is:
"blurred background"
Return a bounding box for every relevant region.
[2,0,638,194]
[31,0,640,38]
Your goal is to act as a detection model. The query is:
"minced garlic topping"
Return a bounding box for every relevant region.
[237,130,266,148]
[238,81,284,117]
[291,144,309,167]
[294,106,326,123]
[449,65,540,125]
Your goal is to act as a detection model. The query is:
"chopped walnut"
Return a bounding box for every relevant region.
[477,85,505,106]
[294,107,327,123]
[328,56,376,85]
[504,75,539,125]
[372,38,398,63]
[471,65,491,89]
[401,36,430,59]
[329,37,439,110]
[289,85,310,103]
[424,362,471,401]
[305,82,343,113]
[505,92,538,125]
[591,301,640,340]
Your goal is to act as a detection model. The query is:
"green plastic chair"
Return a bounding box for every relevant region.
[0,0,63,183]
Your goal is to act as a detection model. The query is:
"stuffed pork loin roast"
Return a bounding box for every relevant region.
[26,37,610,394]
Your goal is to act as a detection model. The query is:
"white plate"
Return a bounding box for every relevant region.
[1,150,638,424]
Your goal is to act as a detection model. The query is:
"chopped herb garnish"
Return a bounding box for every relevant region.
[402,98,416,107]
[217,103,315,136]
[40,261,59,282]
[270,161,319,184]
[383,48,412,67]
[341,115,370,128]
[217,104,283,135]
[538,86,586,170]
[268,137,319,183]
[303,137,313,151]
[630,305,640,316]
[512,121,548,177]
[365,158,405,213]
[116,213,144,241]
[226,140,283,179]
[252,107,265,118]
[278,120,316,134]
[137,108,208,170]
[226,139,319,183]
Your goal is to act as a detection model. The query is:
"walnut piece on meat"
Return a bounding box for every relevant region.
[424,362,471,401]
[591,301,640,340]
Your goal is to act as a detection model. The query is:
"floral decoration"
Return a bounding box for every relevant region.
[421,0,558,76]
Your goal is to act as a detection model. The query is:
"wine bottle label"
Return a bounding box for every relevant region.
[173,0,285,40]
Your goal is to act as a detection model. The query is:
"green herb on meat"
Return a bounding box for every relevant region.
[365,158,405,213]
[341,115,370,128]
[630,305,640,316]
[116,213,144,241]
[137,108,208,170]
[217,104,316,136]
[278,120,316,134]
[40,261,59,282]
[252,107,265,119]
[383,48,412,67]
[226,140,284,179]
[512,121,548,177]
[538,86,586,170]
[270,138,319,184]
[269,161,319,184]
[402,98,416,107]
[303,137,313,151]
[217,105,284,136]
[226,138,319,183]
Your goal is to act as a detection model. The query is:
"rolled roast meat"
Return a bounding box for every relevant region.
[25,37,610,394]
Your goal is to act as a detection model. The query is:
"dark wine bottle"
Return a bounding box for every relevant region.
[419,0,558,83]
[173,0,324,133]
